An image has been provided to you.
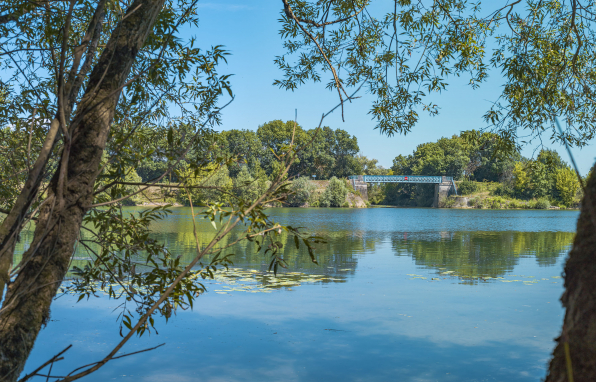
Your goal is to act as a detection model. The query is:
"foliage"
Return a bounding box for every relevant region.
[555,167,580,206]
[319,177,348,207]
[492,183,515,198]
[177,164,233,206]
[277,0,596,149]
[357,155,389,175]
[531,198,551,210]
[287,177,316,206]
[233,166,270,204]
[255,121,360,179]
[458,180,478,196]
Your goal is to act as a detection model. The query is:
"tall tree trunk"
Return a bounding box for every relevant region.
[0,0,165,380]
[546,164,596,382]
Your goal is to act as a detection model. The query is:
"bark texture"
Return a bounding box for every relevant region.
[546,164,596,382]
[0,0,165,380]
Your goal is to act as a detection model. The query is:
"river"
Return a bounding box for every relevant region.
[19,207,578,381]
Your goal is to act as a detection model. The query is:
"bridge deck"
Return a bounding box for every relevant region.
[348,175,453,184]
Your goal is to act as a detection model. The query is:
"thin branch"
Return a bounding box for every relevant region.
[17,344,72,382]
[282,0,349,121]
[285,0,367,28]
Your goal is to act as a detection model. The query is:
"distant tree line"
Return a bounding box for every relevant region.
[98,125,582,208]
[355,132,583,208]
[134,119,361,182]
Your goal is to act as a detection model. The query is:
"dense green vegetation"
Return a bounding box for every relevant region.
[102,125,582,209]
[133,119,361,183]
[365,132,584,208]
[109,119,366,207]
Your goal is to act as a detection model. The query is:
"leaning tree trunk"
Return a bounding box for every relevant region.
[0,0,165,380]
[546,165,596,382]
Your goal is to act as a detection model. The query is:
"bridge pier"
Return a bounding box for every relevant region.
[433,178,456,208]
[351,175,368,200]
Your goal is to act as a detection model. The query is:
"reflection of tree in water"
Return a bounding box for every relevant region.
[151,223,370,276]
[392,231,574,280]
[14,210,575,287]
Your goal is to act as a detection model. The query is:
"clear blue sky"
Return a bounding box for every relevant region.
[190,0,596,175]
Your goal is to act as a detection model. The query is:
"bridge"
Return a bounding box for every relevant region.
[348,175,458,208]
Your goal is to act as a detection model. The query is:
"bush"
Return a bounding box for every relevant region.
[443,196,457,208]
[287,177,316,206]
[318,192,330,207]
[534,197,551,209]
[492,183,514,197]
[487,197,501,209]
[319,177,348,207]
[458,180,478,195]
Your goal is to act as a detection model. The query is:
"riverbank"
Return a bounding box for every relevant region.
[127,180,368,208]
[440,181,581,210]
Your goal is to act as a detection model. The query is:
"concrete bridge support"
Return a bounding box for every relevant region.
[433,177,456,208]
[350,175,368,200]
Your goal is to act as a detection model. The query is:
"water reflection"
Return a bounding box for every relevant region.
[14,209,576,281]
[392,231,574,280]
[18,207,578,382]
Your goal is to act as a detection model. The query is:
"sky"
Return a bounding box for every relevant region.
[188,0,596,175]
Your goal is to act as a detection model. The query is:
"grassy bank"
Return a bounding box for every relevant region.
[443,181,581,210]
[123,179,368,208]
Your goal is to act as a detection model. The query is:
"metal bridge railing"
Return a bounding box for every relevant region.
[348,175,453,184]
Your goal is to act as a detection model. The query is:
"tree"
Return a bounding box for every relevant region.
[0,1,305,380]
[555,167,580,206]
[286,176,316,206]
[257,120,309,177]
[512,162,530,197]
[178,163,233,206]
[328,128,361,178]
[232,165,270,204]
[217,129,265,178]
[464,131,520,182]
[319,177,347,207]
[276,1,596,379]
[357,155,389,176]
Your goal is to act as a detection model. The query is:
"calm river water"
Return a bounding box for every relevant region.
[20,208,578,381]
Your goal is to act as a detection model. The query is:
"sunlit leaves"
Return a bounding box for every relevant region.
[276,0,596,147]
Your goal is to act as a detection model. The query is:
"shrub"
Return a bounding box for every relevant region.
[492,183,514,197]
[318,192,330,207]
[534,197,551,209]
[287,177,316,206]
[443,196,457,208]
[458,180,478,195]
[487,198,501,209]
[319,177,348,207]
